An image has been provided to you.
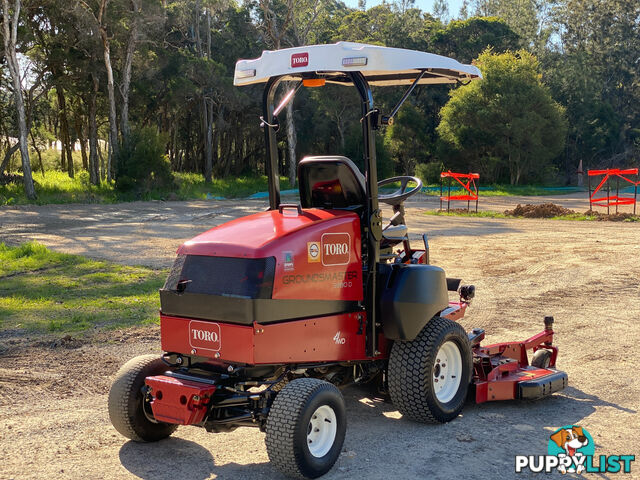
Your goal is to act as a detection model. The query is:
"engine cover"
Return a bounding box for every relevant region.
[160,208,363,326]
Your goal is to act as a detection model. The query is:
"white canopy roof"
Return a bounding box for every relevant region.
[234,42,481,87]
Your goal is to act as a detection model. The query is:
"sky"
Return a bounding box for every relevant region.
[342,0,466,18]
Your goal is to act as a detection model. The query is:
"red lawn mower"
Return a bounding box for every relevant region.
[108,43,568,479]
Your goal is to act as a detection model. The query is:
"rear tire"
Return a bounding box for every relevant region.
[108,354,178,442]
[388,316,472,423]
[531,349,552,368]
[265,378,346,479]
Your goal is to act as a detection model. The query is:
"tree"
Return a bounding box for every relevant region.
[1,0,36,199]
[468,0,551,53]
[431,16,520,64]
[432,0,449,24]
[76,0,119,181]
[546,0,640,168]
[384,103,430,174]
[437,50,567,184]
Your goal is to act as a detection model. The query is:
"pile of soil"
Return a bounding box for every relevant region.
[504,203,575,218]
[584,209,639,221]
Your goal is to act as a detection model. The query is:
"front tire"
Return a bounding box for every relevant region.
[265,378,346,479]
[388,316,472,423]
[108,354,178,442]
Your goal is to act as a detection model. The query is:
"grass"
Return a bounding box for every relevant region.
[0,242,166,335]
[425,209,509,219]
[0,170,288,206]
[421,184,580,197]
[425,209,640,222]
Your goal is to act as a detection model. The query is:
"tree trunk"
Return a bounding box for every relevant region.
[0,142,19,174]
[56,86,74,178]
[107,140,112,182]
[74,109,88,171]
[286,100,297,187]
[120,0,139,149]
[336,115,345,152]
[29,130,44,176]
[2,0,36,199]
[204,98,214,183]
[88,75,100,185]
[99,23,119,178]
[194,0,201,55]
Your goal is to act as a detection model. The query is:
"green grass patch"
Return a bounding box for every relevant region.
[421,184,579,197]
[169,173,289,201]
[0,167,289,206]
[425,209,640,222]
[0,170,118,205]
[425,209,509,219]
[0,242,166,335]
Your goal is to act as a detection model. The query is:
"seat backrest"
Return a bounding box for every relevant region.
[298,156,366,210]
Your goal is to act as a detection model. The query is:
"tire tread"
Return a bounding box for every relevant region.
[388,317,470,423]
[108,354,178,442]
[265,378,342,479]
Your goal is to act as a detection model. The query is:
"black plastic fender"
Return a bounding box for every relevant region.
[378,263,449,340]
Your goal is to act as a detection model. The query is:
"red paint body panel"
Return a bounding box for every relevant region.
[253,313,368,364]
[162,315,254,364]
[473,327,561,403]
[476,366,562,402]
[161,313,387,364]
[145,375,216,425]
[178,209,362,302]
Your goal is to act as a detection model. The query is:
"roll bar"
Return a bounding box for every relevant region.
[261,72,381,356]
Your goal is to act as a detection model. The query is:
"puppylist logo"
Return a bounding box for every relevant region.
[515,425,635,475]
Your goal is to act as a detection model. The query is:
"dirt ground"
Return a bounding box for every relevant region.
[1,196,639,479]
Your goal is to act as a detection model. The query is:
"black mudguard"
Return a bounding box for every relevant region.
[378,263,449,341]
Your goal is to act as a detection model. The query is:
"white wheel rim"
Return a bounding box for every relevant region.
[433,340,463,403]
[306,405,337,458]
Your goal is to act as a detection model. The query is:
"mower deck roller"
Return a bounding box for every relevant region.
[108,42,567,479]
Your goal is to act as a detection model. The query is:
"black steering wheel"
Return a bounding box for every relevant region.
[377,176,423,206]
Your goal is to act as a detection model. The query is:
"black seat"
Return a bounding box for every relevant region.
[298,156,366,210]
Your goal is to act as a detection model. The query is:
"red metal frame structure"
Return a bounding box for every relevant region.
[587,168,639,215]
[440,171,480,212]
[472,317,561,403]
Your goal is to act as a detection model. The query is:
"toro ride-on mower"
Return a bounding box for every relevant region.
[108,43,568,479]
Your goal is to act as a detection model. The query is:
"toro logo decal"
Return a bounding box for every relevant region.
[189,320,221,352]
[321,232,350,266]
[291,52,309,68]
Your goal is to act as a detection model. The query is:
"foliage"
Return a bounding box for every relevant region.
[415,162,444,185]
[437,50,567,184]
[384,104,431,175]
[0,0,637,201]
[0,242,165,334]
[431,16,520,63]
[0,166,283,205]
[115,127,175,194]
[0,170,116,205]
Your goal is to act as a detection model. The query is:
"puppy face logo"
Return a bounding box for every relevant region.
[548,425,594,474]
[550,426,589,457]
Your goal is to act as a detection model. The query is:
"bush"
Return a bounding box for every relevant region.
[115,128,174,194]
[415,162,444,185]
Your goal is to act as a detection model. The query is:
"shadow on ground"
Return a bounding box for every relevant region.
[117,384,630,480]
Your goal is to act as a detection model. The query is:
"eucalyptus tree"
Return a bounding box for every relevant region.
[1,0,36,198]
